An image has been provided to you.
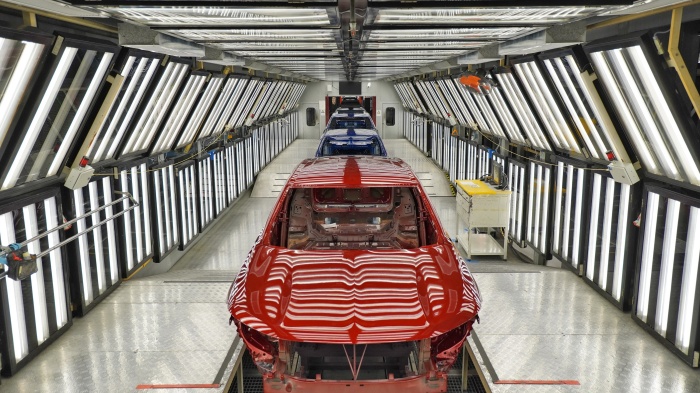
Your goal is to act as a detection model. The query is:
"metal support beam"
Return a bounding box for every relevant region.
[667,7,700,117]
[0,1,117,33]
[22,11,37,27]
[588,0,700,30]
[368,0,634,7]
[65,1,339,6]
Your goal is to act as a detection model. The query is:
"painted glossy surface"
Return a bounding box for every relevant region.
[326,112,376,130]
[287,156,420,188]
[228,156,481,344]
[315,128,388,157]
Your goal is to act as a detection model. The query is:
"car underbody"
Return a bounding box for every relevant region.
[237,320,474,393]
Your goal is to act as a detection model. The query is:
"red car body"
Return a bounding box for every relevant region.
[228,156,481,392]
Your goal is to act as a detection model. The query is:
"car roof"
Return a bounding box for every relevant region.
[329,112,371,119]
[288,156,419,188]
[323,128,379,138]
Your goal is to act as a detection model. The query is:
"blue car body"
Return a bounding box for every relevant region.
[316,129,388,157]
[325,111,376,131]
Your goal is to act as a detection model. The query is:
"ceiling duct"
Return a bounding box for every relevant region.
[199,47,245,66]
[244,60,269,71]
[458,43,502,65]
[118,23,205,57]
[499,21,586,56]
[430,57,459,71]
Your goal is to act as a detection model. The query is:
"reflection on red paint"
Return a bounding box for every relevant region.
[228,156,481,392]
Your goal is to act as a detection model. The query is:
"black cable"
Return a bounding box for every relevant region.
[509,241,533,265]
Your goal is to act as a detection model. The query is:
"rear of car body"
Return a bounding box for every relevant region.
[316,128,387,157]
[228,156,481,393]
[326,111,376,131]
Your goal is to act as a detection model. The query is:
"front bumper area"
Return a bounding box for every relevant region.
[263,374,447,393]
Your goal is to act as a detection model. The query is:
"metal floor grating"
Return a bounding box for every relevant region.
[228,348,487,393]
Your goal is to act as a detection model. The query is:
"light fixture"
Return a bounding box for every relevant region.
[125,62,189,154]
[553,162,564,254]
[513,60,581,154]
[152,73,207,154]
[45,53,113,177]
[45,197,68,326]
[22,205,49,343]
[0,39,45,148]
[2,47,76,190]
[598,177,616,290]
[176,75,225,148]
[676,206,700,353]
[656,199,681,336]
[493,70,551,151]
[586,37,700,187]
[637,191,659,322]
[572,168,584,267]
[98,57,160,161]
[86,181,106,293]
[101,178,119,285]
[612,183,631,301]
[72,188,93,303]
[0,212,29,362]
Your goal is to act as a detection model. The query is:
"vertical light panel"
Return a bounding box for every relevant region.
[120,171,134,270]
[527,163,535,243]
[140,163,152,256]
[676,207,700,353]
[541,167,551,254]
[44,197,68,328]
[587,175,602,280]
[612,183,631,301]
[102,177,119,285]
[22,205,49,344]
[533,164,543,247]
[154,170,165,255]
[637,192,660,322]
[169,165,178,245]
[553,162,564,254]
[131,166,143,262]
[178,171,188,244]
[88,182,106,293]
[656,199,681,337]
[73,188,93,303]
[572,169,585,268]
[598,178,616,290]
[562,165,574,260]
[0,212,29,362]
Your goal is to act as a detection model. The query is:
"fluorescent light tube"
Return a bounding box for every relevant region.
[637,192,659,322]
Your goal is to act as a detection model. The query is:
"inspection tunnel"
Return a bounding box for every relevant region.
[1,1,700,392]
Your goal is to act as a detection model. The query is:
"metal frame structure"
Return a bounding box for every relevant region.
[0,188,72,375]
[632,184,700,367]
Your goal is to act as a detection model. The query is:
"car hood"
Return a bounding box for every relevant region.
[228,245,480,344]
